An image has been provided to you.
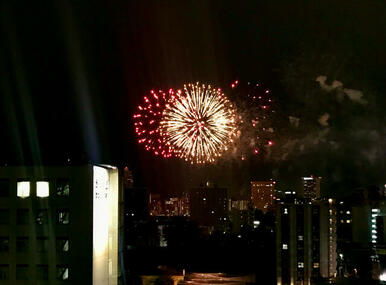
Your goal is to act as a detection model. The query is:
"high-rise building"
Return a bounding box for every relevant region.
[189,186,228,232]
[276,197,336,285]
[0,165,118,285]
[250,181,275,213]
[149,194,163,216]
[335,188,386,282]
[301,176,322,200]
[179,193,190,217]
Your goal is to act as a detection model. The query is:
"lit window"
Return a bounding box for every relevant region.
[282,244,288,250]
[56,179,70,196]
[346,211,351,214]
[298,236,303,241]
[284,208,288,214]
[298,262,304,268]
[36,181,49,198]
[56,265,69,280]
[17,181,30,198]
[36,210,48,225]
[57,210,69,225]
[57,238,69,252]
[313,262,319,268]
[346,220,351,223]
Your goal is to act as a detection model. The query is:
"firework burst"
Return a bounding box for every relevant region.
[228,80,275,160]
[133,89,175,158]
[160,83,237,164]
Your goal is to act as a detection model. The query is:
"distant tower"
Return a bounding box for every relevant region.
[250,181,275,213]
[302,176,322,200]
[123,166,134,188]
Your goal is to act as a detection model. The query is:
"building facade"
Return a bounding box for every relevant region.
[189,186,228,233]
[301,176,321,201]
[276,196,336,285]
[250,181,275,213]
[0,165,118,285]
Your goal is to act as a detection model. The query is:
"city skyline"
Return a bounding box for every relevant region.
[0,1,384,199]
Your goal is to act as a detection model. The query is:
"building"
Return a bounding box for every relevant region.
[149,194,163,217]
[149,194,190,217]
[250,181,275,213]
[0,165,118,285]
[335,187,386,282]
[275,196,336,285]
[189,186,228,233]
[301,176,321,201]
[228,200,252,233]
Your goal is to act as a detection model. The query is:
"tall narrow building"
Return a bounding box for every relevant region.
[250,181,275,213]
[0,165,118,285]
[301,176,322,201]
[276,196,336,285]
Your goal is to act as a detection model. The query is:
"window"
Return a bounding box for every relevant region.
[36,181,49,198]
[56,179,70,196]
[57,238,69,252]
[284,208,288,214]
[36,209,48,225]
[0,265,9,280]
[16,265,29,280]
[0,180,9,197]
[16,237,29,252]
[313,262,320,268]
[57,210,69,225]
[298,262,304,268]
[36,265,48,280]
[56,265,69,280]
[17,209,29,225]
[298,235,303,241]
[0,210,9,225]
[37,237,49,252]
[17,181,30,198]
[282,244,288,250]
[0,237,9,252]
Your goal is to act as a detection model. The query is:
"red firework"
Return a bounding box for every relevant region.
[133,89,175,158]
[229,80,275,160]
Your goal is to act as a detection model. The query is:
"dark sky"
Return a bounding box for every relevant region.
[1,0,385,197]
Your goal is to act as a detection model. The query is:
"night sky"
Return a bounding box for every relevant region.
[1,0,385,198]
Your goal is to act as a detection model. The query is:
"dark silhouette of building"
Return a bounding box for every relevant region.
[276,194,336,285]
[189,185,228,233]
